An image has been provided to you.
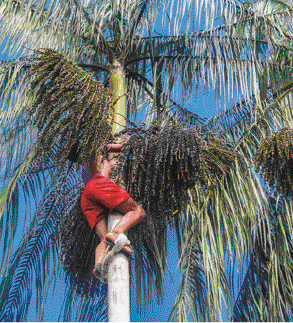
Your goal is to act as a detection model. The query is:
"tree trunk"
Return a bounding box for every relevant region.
[108,59,130,322]
[107,213,130,322]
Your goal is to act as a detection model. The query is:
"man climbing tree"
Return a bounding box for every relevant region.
[3,1,293,321]
[80,138,146,281]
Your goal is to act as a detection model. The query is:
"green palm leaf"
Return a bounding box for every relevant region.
[232,196,293,321]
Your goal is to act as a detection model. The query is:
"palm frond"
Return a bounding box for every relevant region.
[0,156,108,321]
[0,151,37,273]
[2,0,293,112]
[0,163,77,321]
[126,0,293,101]
[58,283,107,322]
[0,57,31,112]
[0,0,94,58]
[206,78,293,158]
[165,94,280,320]
[168,158,269,320]
[232,196,293,321]
[169,223,208,321]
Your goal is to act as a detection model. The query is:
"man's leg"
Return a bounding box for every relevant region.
[93,214,135,279]
[93,217,108,278]
[105,198,146,249]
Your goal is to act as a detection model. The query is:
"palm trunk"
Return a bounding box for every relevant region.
[108,59,130,322]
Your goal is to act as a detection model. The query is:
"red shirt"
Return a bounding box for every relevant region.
[81,175,130,229]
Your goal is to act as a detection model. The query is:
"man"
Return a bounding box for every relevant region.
[81,138,146,280]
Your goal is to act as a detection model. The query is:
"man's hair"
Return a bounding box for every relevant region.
[67,142,105,166]
[66,142,80,162]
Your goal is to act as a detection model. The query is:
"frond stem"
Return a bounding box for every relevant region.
[78,64,109,73]
[129,0,149,42]
[125,54,293,70]
[21,63,108,73]
[127,69,204,124]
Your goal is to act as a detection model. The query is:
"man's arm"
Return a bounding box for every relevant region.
[106,137,130,152]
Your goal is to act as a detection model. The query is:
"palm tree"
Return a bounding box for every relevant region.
[1,0,293,321]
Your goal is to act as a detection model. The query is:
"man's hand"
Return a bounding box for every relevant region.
[106,137,130,151]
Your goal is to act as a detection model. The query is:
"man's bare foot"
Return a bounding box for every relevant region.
[93,239,108,280]
[105,231,134,257]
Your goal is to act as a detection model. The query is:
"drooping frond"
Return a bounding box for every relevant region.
[0,142,111,321]
[169,218,208,321]
[232,196,293,321]
[59,194,104,297]
[0,162,79,321]
[28,48,113,166]
[169,152,271,321]
[0,56,31,112]
[0,58,36,176]
[0,150,39,276]
[57,283,108,322]
[166,85,290,320]
[0,0,98,59]
[232,195,282,321]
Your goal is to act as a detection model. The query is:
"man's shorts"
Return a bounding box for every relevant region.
[81,175,131,230]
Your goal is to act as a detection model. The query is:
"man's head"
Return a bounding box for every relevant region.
[66,142,80,163]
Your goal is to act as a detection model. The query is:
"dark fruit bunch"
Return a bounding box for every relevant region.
[59,195,104,297]
[254,127,293,197]
[200,136,241,188]
[113,124,202,224]
[28,48,113,166]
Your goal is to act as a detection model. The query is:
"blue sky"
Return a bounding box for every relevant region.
[0,3,230,322]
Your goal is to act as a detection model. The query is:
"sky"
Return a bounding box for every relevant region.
[0,2,230,322]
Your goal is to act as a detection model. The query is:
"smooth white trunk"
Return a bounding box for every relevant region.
[107,212,130,322]
[108,59,129,322]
